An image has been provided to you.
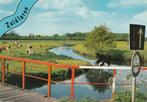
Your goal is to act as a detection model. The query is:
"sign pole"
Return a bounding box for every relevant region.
[132,76,136,102]
[131,51,141,102]
[130,24,145,102]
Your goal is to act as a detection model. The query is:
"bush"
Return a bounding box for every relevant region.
[115,91,147,102]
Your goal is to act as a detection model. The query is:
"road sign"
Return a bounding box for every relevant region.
[130,24,145,50]
[131,51,141,77]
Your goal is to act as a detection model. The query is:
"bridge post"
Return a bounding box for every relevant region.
[22,61,25,90]
[48,65,52,97]
[112,69,116,98]
[70,67,75,99]
[2,59,5,83]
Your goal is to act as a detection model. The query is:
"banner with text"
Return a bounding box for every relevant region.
[0,0,38,36]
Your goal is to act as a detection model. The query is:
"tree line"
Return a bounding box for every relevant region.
[0,30,129,41]
[0,31,88,40]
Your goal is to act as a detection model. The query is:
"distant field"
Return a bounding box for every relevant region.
[0,40,88,73]
[73,41,147,65]
[0,40,85,60]
[0,40,147,74]
[72,41,130,57]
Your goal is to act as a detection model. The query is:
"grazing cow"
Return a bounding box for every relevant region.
[14,41,18,46]
[26,45,34,55]
[96,53,111,66]
[0,45,11,53]
[18,44,22,48]
[14,41,22,48]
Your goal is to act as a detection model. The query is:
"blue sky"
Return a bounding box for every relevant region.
[0,0,147,36]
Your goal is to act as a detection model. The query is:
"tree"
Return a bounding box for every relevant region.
[0,30,20,40]
[86,25,115,56]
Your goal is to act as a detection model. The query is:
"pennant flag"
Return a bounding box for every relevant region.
[0,0,38,36]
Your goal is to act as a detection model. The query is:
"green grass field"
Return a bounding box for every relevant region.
[0,40,147,74]
[73,41,147,65]
[0,40,88,73]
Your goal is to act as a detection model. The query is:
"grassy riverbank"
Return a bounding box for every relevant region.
[59,91,147,102]
[73,41,147,65]
[1,40,147,74]
[0,40,89,74]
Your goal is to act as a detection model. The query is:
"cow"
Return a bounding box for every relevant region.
[26,45,34,55]
[0,45,11,53]
[96,53,111,66]
[14,41,22,48]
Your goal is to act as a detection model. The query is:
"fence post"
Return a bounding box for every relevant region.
[22,61,25,90]
[2,59,5,83]
[112,69,116,98]
[70,67,75,99]
[6,63,9,75]
[48,65,52,97]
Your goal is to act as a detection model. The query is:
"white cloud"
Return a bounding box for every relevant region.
[0,9,12,14]
[75,6,110,18]
[0,0,14,4]
[0,9,12,18]
[36,0,112,20]
[36,0,82,10]
[108,0,147,8]
[132,10,147,24]
[131,11,147,36]
[75,7,90,18]
[38,11,59,18]
[37,6,111,21]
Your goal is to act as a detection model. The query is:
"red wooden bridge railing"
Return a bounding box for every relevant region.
[0,55,147,99]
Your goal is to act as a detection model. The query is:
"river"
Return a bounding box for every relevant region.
[49,46,96,65]
[33,47,113,100]
[4,47,147,100]
[33,47,129,100]
[48,47,147,99]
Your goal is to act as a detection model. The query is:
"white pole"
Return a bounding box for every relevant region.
[112,69,116,98]
[79,66,131,70]
[132,77,136,102]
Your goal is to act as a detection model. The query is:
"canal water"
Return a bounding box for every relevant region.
[33,47,129,100]
[48,47,147,99]
[32,47,113,100]
[2,47,147,100]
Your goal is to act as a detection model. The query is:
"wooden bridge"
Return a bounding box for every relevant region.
[0,55,147,102]
[0,83,56,102]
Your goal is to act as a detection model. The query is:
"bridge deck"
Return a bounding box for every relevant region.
[0,83,57,102]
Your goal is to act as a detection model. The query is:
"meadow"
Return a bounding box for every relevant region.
[73,41,147,65]
[0,40,147,102]
[0,40,89,74]
[0,40,147,74]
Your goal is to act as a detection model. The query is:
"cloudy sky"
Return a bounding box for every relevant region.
[0,0,147,35]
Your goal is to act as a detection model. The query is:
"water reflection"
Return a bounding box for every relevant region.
[85,69,112,93]
[4,68,113,100]
[5,73,47,89]
[3,47,113,99]
[3,70,147,100]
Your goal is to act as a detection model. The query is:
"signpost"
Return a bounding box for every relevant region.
[130,24,145,102]
[130,24,145,50]
[131,51,141,77]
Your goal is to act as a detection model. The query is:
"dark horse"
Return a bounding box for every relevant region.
[96,53,111,66]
